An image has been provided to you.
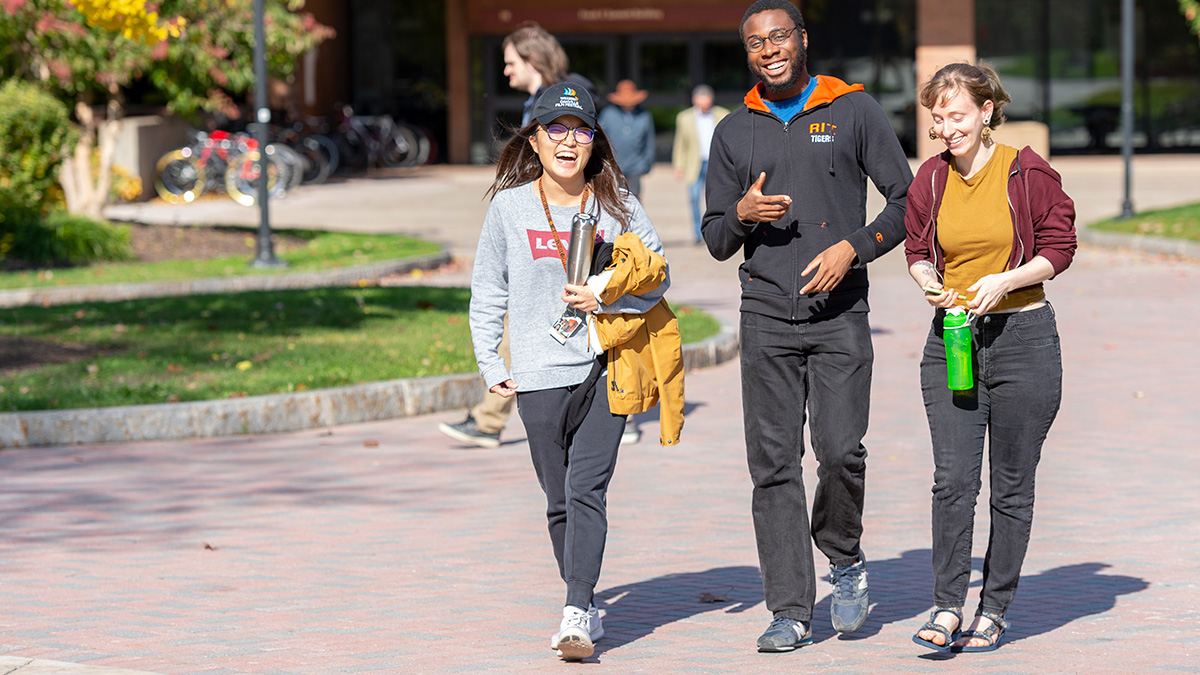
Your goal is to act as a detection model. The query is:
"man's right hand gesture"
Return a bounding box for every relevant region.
[736,172,792,224]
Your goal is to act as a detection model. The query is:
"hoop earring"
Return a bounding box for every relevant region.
[928,127,938,141]
[982,126,992,142]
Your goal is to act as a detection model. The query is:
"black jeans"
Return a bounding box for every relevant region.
[920,303,1062,616]
[740,310,873,622]
[517,378,625,609]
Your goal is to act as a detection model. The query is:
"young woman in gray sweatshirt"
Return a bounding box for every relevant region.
[469,83,668,661]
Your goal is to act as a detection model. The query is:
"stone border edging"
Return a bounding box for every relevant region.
[1078,227,1200,259]
[0,251,452,309]
[0,324,738,448]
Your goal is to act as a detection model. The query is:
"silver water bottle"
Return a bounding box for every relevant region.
[565,213,597,285]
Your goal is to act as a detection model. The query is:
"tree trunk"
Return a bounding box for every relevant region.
[59,96,123,220]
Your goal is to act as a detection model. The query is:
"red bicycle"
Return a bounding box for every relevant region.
[155,130,289,205]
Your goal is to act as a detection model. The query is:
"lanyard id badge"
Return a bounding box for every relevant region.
[548,309,585,344]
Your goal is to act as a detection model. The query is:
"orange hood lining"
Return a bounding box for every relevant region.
[743,75,864,113]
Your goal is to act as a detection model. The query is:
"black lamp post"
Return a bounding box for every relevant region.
[250,0,286,267]
[1119,0,1135,219]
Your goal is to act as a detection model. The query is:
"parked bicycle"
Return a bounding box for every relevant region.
[155,130,290,205]
[224,144,290,206]
[154,130,241,203]
[332,105,430,173]
[273,119,340,185]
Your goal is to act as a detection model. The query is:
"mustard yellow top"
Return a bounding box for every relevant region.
[939,143,1044,311]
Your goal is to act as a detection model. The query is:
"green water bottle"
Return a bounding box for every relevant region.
[943,307,973,390]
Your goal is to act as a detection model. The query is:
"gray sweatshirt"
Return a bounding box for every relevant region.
[470,181,669,392]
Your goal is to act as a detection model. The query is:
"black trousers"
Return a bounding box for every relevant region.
[517,377,626,609]
[740,310,873,622]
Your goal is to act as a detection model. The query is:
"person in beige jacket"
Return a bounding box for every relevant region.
[672,84,729,243]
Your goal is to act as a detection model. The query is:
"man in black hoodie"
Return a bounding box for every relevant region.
[703,0,913,653]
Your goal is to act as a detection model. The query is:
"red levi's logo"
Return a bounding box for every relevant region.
[527,230,569,261]
[526,229,607,262]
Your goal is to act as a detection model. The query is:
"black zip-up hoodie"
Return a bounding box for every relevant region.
[703,76,913,320]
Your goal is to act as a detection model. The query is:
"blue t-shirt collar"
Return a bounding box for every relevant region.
[762,75,819,122]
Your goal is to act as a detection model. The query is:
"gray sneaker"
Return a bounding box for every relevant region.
[756,616,812,652]
[829,553,869,633]
[437,415,500,449]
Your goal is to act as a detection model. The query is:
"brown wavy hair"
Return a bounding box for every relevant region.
[486,120,633,229]
[919,61,1012,130]
[501,22,568,86]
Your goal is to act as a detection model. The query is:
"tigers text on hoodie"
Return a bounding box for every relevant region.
[702,76,913,320]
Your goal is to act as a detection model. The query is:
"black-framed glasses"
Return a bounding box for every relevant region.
[745,25,801,52]
[543,123,595,144]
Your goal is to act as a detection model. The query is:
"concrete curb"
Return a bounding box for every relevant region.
[1078,227,1200,259]
[0,252,451,309]
[0,325,738,449]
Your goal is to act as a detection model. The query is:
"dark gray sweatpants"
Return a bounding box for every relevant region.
[517,377,625,609]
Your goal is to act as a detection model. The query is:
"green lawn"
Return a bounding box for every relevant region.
[0,228,443,290]
[0,287,721,411]
[1090,202,1200,242]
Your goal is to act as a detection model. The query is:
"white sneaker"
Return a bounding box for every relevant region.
[549,604,604,660]
[620,419,641,445]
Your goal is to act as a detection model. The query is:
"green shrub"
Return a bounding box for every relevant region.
[0,80,78,218]
[9,212,135,266]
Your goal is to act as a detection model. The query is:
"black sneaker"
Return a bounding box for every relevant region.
[437,415,500,449]
[756,616,812,652]
[829,553,869,633]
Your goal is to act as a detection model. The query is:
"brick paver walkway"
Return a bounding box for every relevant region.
[3,160,1199,674]
[4,248,1197,673]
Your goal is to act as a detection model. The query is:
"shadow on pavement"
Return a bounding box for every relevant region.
[821,550,1148,649]
[1005,562,1149,643]
[588,552,1149,654]
[591,565,764,655]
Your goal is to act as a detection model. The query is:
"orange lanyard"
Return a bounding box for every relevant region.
[537,176,590,276]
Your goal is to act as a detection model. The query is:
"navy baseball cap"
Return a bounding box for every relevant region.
[532,82,597,129]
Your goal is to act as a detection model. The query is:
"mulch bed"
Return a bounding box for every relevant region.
[128,223,308,262]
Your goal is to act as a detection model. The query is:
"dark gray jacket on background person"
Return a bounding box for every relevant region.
[597,105,655,194]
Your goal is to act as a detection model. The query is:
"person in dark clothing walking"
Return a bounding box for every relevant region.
[702,0,913,652]
[598,79,655,197]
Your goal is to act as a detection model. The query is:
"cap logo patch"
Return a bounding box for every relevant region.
[556,89,583,112]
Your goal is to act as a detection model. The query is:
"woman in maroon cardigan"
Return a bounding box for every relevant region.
[904,62,1076,654]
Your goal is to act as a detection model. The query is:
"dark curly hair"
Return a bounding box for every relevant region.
[739,0,806,41]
